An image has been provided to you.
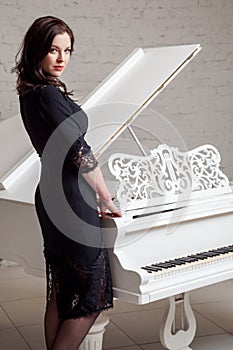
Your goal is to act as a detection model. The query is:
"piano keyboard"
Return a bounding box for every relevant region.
[142,245,233,277]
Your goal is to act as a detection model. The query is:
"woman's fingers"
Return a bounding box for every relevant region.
[100,199,122,218]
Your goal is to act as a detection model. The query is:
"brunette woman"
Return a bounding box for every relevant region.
[12,15,121,350]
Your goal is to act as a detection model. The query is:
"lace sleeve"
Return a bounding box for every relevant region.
[72,136,98,173]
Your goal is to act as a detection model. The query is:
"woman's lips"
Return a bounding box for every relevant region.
[54,66,64,71]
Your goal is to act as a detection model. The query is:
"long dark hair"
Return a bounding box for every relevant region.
[12,16,74,96]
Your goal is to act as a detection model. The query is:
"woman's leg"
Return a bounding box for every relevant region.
[44,287,62,350]
[51,312,100,350]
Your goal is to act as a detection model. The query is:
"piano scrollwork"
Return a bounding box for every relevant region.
[108,144,231,209]
[188,144,229,191]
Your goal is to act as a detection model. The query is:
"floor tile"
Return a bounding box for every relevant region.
[18,323,46,350]
[195,312,226,337]
[0,305,14,330]
[141,342,165,350]
[0,327,31,349]
[0,276,45,302]
[1,297,45,327]
[103,320,136,349]
[193,300,233,333]
[190,280,233,305]
[109,308,164,344]
[192,334,233,349]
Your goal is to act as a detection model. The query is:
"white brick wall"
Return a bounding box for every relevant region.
[0,0,232,179]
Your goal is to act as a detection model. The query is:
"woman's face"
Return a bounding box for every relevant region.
[41,32,72,77]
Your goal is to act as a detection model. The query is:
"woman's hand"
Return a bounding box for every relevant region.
[99,198,122,218]
[82,165,122,218]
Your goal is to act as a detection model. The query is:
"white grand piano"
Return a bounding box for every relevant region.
[1,44,233,350]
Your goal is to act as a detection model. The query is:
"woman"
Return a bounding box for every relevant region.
[12,15,121,350]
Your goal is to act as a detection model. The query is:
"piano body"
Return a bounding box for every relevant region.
[1,44,232,350]
[104,143,233,350]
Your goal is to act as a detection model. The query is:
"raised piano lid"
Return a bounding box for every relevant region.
[83,44,201,157]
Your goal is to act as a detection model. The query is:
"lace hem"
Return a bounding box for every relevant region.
[44,248,113,319]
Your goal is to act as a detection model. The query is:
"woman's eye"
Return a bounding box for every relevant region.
[65,49,72,54]
[50,48,57,54]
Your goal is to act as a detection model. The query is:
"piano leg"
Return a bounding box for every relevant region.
[159,292,196,350]
[79,313,109,350]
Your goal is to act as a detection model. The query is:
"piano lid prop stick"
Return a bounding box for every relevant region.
[127,125,148,156]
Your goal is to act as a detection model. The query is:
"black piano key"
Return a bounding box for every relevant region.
[170,259,186,265]
[163,262,177,268]
[199,251,219,257]
[167,260,185,266]
[151,265,168,269]
[147,266,163,271]
[207,252,220,257]
[163,263,177,268]
[195,252,215,258]
[189,254,208,260]
[141,267,153,273]
[178,257,199,262]
[216,248,229,254]
[152,263,175,269]
[142,266,162,272]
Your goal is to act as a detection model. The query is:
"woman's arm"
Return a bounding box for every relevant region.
[71,134,121,218]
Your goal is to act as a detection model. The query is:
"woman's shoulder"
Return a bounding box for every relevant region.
[21,85,82,113]
[36,85,62,98]
[20,85,60,100]
[33,85,69,107]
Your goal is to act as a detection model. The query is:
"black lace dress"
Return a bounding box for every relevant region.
[19,85,113,319]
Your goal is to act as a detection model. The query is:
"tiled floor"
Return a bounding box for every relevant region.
[0,263,233,349]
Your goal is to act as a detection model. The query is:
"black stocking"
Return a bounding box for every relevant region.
[44,287,61,350]
[51,312,100,350]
